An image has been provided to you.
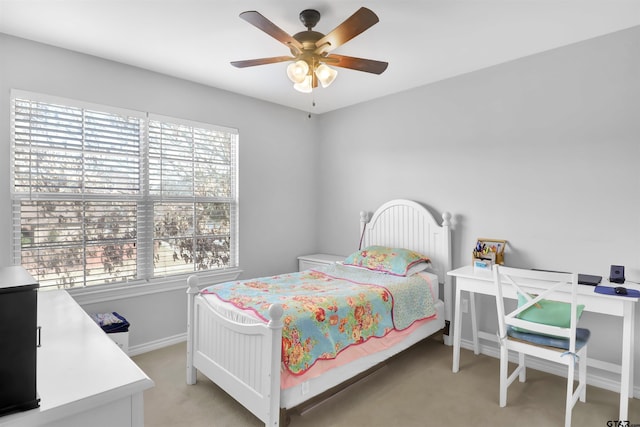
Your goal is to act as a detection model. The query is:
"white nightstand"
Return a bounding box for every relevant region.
[297,253,346,271]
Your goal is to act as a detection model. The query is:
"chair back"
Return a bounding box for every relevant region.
[492,265,581,353]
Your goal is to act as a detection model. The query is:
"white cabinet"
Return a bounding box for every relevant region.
[297,254,345,271]
[0,290,154,427]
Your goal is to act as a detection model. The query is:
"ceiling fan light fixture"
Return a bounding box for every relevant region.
[315,64,338,88]
[286,60,309,83]
[232,8,388,94]
[293,74,313,93]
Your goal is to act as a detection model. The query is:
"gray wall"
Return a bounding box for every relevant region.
[2,24,639,387]
[0,33,319,348]
[316,25,640,385]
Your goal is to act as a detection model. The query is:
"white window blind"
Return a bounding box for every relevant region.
[148,115,238,277]
[11,91,238,289]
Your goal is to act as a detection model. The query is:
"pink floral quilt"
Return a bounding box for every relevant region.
[201,263,437,375]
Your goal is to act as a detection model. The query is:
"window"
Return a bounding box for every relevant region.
[11,91,238,289]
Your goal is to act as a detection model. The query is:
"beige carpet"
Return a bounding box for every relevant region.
[132,336,639,426]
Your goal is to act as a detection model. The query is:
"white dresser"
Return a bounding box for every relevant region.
[297,253,346,271]
[0,290,154,427]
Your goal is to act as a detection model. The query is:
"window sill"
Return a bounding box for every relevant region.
[65,268,243,305]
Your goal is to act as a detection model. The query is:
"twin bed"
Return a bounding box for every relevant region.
[186,199,452,426]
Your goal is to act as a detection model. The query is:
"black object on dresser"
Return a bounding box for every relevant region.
[0,266,40,417]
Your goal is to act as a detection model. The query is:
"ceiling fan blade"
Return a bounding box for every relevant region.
[231,56,293,68]
[324,54,388,75]
[239,11,304,52]
[315,7,379,53]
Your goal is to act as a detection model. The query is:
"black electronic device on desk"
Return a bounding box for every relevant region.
[595,264,639,297]
[578,274,602,286]
[531,269,602,286]
[609,265,625,284]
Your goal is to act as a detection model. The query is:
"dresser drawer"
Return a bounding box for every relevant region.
[297,254,345,271]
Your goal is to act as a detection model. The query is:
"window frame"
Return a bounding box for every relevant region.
[10,90,241,298]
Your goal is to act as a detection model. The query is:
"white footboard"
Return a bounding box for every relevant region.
[187,275,284,427]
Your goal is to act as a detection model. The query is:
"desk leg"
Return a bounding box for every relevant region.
[629,302,635,399]
[619,302,633,420]
[452,284,462,373]
[469,292,479,355]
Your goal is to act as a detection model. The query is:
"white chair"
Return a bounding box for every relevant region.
[492,265,590,427]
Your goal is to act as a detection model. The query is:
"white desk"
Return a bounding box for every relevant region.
[0,290,154,427]
[448,265,637,421]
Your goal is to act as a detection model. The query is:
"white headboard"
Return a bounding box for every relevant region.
[360,199,452,336]
[360,199,452,283]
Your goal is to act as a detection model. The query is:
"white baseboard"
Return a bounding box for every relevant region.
[128,333,187,357]
[128,332,637,399]
[459,337,638,398]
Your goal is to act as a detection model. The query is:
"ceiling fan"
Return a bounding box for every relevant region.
[231,7,388,93]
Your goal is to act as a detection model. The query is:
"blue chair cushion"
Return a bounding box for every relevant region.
[507,326,590,351]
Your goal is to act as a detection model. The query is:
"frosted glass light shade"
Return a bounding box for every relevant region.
[315,64,337,88]
[293,75,313,93]
[286,60,309,84]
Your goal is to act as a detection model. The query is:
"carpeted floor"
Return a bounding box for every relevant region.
[132,336,638,426]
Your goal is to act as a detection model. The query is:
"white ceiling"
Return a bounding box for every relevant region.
[1,1,639,114]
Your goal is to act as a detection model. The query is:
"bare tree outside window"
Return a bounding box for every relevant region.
[12,94,238,289]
